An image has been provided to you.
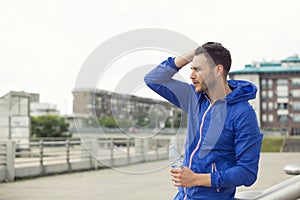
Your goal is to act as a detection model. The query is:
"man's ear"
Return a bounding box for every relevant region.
[216,64,224,77]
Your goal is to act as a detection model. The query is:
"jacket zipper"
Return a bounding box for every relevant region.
[211,163,220,192]
[184,101,214,200]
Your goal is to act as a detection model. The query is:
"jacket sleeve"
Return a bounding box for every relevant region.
[144,57,193,113]
[210,108,263,190]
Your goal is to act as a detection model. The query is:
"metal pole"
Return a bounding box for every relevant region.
[39,139,44,175]
[110,138,114,160]
[126,137,130,165]
[254,175,300,200]
[66,139,70,172]
[235,175,300,200]
[155,139,159,159]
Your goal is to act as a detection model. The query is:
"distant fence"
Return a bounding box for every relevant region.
[0,135,185,181]
[0,140,15,181]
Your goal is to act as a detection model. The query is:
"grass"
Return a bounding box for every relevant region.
[261,136,284,152]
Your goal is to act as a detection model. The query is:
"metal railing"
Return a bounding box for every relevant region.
[11,136,179,179]
[255,175,300,200]
[15,138,94,168]
[235,175,300,200]
[14,137,170,167]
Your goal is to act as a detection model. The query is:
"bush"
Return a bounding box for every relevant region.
[31,115,70,138]
[261,136,284,152]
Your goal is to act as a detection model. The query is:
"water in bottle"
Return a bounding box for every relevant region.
[169,144,183,169]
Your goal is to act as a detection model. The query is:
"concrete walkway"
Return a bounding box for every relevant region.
[0,159,177,200]
[1,153,300,200]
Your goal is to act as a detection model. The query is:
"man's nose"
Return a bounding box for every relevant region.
[190,70,196,79]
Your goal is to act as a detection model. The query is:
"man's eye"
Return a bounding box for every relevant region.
[191,67,201,72]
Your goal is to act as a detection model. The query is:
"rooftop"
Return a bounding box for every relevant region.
[230,55,300,75]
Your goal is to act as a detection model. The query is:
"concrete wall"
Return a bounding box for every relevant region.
[0,140,15,182]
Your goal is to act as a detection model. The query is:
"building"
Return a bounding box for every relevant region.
[30,102,60,117]
[229,55,300,136]
[0,91,37,148]
[72,88,187,128]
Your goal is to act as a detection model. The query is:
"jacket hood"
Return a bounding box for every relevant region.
[226,80,257,104]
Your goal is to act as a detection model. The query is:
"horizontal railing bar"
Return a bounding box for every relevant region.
[255,175,300,200]
[8,136,178,180]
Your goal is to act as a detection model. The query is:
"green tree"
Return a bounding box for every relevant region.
[98,116,132,129]
[31,115,70,138]
[135,113,150,127]
[98,116,117,128]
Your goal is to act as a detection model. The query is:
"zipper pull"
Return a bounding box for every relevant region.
[212,163,220,192]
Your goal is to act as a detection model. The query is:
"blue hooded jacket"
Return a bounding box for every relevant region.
[144,57,263,200]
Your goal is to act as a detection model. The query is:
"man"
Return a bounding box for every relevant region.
[144,42,263,200]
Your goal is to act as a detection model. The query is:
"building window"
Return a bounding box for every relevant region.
[268,79,273,89]
[277,79,288,86]
[262,91,267,99]
[292,78,300,86]
[278,115,288,122]
[293,114,300,122]
[87,104,94,108]
[292,128,300,136]
[268,90,273,98]
[88,97,95,105]
[277,86,289,97]
[292,101,300,110]
[111,99,117,105]
[292,90,300,98]
[278,103,288,110]
[268,102,273,111]
[262,102,267,110]
[261,79,266,89]
[262,114,267,122]
[268,114,274,122]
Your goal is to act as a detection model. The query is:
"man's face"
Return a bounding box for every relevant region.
[190,53,217,94]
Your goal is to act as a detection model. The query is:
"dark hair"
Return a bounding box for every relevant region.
[195,42,232,75]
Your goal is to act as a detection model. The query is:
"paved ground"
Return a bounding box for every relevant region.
[1,153,300,200]
[237,153,300,192]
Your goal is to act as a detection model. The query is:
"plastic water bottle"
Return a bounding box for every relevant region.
[169,144,183,169]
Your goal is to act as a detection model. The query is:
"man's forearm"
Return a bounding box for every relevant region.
[195,173,211,187]
[174,50,194,68]
[171,168,212,188]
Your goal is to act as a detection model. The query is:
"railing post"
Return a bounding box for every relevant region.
[167,140,170,159]
[155,139,159,160]
[110,138,114,167]
[66,139,71,172]
[141,138,145,161]
[39,139,44,175]
[126,137,130,164]
[6,140,16,181]
[141,138,149,162]
[91,139,98,170]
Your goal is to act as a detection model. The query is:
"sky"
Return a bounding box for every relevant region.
[1,0,300,114]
